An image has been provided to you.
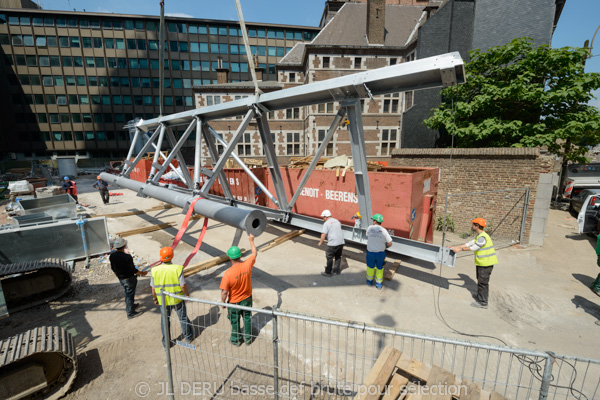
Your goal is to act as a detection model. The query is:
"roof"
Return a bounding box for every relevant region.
[279,2,425,67]
[312,3,425,47]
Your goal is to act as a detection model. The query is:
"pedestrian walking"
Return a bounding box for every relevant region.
[151,247,194,347]
[109,237,147,319]
[62,176,78,204]
[220,233,257,346]
[366,214,392,290]
[318,210,345,277]
[92,176,110,204]
[450,217,498,309]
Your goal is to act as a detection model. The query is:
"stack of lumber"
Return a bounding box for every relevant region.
[355,346,505,400]
[288,155,329,169]
[242,158,264,166]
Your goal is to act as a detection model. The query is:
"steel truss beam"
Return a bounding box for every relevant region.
[117,52,464,266]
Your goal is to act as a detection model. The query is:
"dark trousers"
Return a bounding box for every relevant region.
[476,265,494,305]
[100,189,109,204]
[119,276,137,317]
[227,296,253,344]
[325,245,344,274]
[161,301,194,347]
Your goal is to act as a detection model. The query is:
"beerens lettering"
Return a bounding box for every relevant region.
[325,190,358,204]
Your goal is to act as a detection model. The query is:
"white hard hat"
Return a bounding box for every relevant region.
[113,237,127,249]
[321,209,332,217]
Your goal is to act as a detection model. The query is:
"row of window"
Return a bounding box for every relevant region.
[16,92,193,107]
[16,73,215,89]
[3,34,293,57]
[39,131,129,142]
[0,14,317,40]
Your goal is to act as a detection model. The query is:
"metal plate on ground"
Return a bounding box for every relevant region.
[17,194,77,220]
[0,217,110,263]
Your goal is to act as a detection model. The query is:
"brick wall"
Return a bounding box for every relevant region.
[391,147,554,244]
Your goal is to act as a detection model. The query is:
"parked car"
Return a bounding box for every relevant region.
[573,189,600,234]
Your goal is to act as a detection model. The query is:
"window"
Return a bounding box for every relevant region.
[354,57,361,69]
[93,37,103,48]
[116,39,125,49]
[148,40,158,50]
[12,35,23,46]
[70,37,80,48]
[127,39,136,50]
[323,57,330,68]
[390,58,397,65]
[137,39,146,50]
[404,91,413,110]
[383,99,399,113]
[380,129,398,156]
[237,132,252,156]
[42,76,53,86]
[95,57,105,68]
[59,36,69,47]
[82,37,92,48]
[36,36,46,46]
[289,72,295,83]
[318,129,334,156]
[57,95,67,105]
[39,56,50,67]
[286,108,300,119]
[50,56,60,66]
[206,95,221,106]
[47,36,57,47]
[286,132,301,155]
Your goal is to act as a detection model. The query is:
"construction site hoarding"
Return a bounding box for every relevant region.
[266,167,439,243]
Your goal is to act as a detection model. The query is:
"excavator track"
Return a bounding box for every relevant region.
[0,326,77,400]
[0,259,73,313]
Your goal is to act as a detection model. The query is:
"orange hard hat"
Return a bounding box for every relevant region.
[472,217,486,228]
[160,246,174,262]
[97,175,101,180]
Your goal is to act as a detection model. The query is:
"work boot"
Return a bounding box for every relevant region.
[321,271,332,277]
[127,310,144,319]
[375,283,383,291]
[366,279,373,286]
[333,269,341,275]
[470,301,488,309]
[133,303,140,309]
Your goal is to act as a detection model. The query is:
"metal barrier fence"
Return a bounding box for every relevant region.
[159,292,600,399]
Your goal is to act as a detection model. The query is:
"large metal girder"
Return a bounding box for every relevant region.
[100,173,267,237]
[134,52,465,130]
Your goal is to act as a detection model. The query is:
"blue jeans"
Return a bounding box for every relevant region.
[119,276,137,317]
[161,301,194,347]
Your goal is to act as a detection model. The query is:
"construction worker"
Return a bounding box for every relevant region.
[220,233,257,346]
[318,209,345,277]
[366,214,392,290]
[151,247,194,347]
[62,176,78,204]
[450,217,498,309]
[92,175,110,205]
[109,237,147,319]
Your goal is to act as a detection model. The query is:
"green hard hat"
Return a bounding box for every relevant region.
[227,246,242,260]
[371,214,383,223]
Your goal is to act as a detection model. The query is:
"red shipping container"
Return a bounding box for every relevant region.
[129,158,179,183]
[264,167,438,243]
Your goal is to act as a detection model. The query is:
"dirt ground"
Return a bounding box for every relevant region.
[1,175,600,399]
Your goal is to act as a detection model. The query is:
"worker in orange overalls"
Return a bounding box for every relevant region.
[62,176,78,204]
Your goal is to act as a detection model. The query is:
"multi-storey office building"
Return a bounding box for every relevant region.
[0,8,319,159]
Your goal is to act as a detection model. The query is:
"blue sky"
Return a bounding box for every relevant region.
[42,0,600,105]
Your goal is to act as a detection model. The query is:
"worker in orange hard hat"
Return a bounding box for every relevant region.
[92,175,111,205]
[150,246,194,348]
[450,217,498,309]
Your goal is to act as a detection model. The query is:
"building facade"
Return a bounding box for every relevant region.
[0,8,319,159]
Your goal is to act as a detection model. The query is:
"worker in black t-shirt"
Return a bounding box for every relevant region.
[109,237,147,319]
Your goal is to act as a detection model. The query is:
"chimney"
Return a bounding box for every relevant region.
[366,0,385,45]
[255,67,264,82]
[216,68,229,84]
[216,57,229,84]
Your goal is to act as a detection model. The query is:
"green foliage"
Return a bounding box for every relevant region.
[425,38,600,164]
[436,213,455,232]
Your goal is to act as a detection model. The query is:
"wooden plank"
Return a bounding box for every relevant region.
[396,354,431,382]
[384,262,400,281]
[457,377,481,400]
[382,373,410,400]
[259,229,305,252]
[489,391,504,400]
[96,210,146,218]
[355,346,402,400]
[116,222,175,237]
[420,365,455,400]
[183,249,246,277]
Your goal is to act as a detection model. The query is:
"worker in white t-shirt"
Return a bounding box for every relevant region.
[318,209,345,277]
[366,214,392,290]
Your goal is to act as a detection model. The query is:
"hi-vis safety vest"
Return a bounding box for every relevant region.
[474,231,498,267]
[152,263,185,306]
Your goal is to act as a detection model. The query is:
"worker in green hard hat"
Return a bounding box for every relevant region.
[366,213,392,290]
[220,233,257,346]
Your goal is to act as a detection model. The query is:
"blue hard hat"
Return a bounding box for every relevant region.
[63,176,69,180]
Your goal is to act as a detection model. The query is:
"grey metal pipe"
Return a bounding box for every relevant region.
[100,173,267,236]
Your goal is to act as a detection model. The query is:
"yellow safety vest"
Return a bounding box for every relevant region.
[152,263,184,306]
[474,231,498,267]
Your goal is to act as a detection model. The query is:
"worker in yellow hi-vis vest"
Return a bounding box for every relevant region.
[151,247,194,348]
[450,218,498,310]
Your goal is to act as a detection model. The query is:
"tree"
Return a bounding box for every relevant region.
[425,38,600,192]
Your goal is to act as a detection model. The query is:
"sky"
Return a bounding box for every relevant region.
[40,0,600,105]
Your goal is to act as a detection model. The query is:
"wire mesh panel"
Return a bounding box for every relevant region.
[160,294,600,400]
